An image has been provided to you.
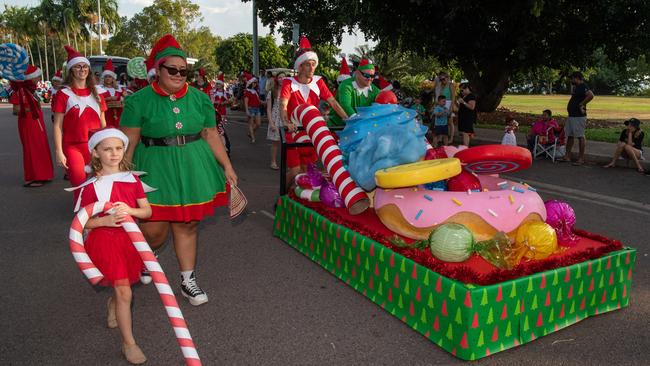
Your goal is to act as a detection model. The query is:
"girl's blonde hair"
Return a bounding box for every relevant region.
[64,65,102,104]
[89,141,133,176]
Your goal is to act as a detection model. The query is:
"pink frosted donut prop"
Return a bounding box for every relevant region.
[374,175,546,241]
[455,145,532,174]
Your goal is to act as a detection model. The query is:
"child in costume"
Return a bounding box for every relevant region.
[71,128,152,364]
[501,116,519,146]
[99,59,124,128]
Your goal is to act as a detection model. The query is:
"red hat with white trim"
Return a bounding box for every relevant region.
[377,75,393,91]
[52,69,63,82]
[24,65,42,80]
[337,56,351,83]
[294,36,319,71]
[245,72,257,87]
[101,58,117,79]
[64,45,90,70]
[216,72,225,84]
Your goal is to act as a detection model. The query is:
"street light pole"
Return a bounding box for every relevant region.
[97,0,103,55]
[252,0,259,76]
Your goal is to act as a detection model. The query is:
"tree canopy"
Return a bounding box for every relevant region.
[214,33,287,75]
[251,0,650,111]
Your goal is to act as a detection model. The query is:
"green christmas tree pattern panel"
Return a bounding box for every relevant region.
[273,196,636,360]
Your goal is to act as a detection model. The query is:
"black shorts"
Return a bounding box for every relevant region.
[434,125,449,136]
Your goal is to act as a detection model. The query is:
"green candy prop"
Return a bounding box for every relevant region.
[392,223,475,262]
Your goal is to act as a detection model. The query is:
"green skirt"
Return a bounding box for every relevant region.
[132,139,228,222]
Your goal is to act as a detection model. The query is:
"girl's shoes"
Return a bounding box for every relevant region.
[270,162,279,170]
[122,343,147,364]
[107,297,117,329]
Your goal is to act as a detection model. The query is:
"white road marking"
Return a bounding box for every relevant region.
[260,210,275,220]
[503,175,650,216]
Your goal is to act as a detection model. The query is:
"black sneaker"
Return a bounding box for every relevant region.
[180,272,208,306]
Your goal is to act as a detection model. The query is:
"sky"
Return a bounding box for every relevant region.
[1,0,376,56]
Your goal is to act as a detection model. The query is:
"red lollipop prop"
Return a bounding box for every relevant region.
[375,90,398,104]
[455,145,532,174]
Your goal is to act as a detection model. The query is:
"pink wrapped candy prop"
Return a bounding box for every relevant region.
[69,202,202,366]
[544,200,579,247]
[319,180,344,208]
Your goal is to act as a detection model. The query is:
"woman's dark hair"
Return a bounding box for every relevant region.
[543,109,552,117]
[459,82,471,90]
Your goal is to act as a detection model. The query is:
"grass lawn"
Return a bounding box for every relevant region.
[494,94,650,146]
[501,94,650,122]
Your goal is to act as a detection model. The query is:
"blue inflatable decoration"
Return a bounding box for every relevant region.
[0,43,29,81]
[338,103,427,191]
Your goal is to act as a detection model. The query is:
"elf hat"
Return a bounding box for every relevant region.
[64,45,90,70]
[337,56,351,83]
[147,34,187,78]
[294,36,319,71]
[24,65,42,80]
[358,59,375,72]
[101,58,117,79]
[377,75,393,91]
[88,128,129,153]
[216,72,225,84]
[245,73,257,87]
[52,69,63,82]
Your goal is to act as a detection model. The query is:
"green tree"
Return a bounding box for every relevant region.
[252,0,650,112]
[215,33,288,75]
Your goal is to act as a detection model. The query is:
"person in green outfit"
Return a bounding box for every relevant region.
[121,34,237,306]
[328,59,380,127]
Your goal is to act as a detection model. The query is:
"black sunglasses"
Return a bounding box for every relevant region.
[160,64,188,77]
[360,71,375,79]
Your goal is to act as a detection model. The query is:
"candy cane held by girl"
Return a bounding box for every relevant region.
[291,104,369,215]
[69,202,202,366]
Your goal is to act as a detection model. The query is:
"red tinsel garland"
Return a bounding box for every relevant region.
[286,193,623,286]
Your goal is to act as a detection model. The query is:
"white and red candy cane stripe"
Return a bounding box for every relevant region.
[69,202,202,366]
[291,104,369,214]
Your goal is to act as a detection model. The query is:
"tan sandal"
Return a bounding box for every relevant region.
[122,343,147,364]
[107,297,117,329]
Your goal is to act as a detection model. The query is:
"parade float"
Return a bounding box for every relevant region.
[273,94,636,360]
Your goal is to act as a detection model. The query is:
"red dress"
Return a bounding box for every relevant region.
[100,87,123,128]
[52,87,107,187]
[9,82,54,182]
[78,173,145,287]
[280,76,333,168]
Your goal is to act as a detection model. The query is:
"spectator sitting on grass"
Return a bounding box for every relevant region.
[527,109,564,152]
[603,118,646,173]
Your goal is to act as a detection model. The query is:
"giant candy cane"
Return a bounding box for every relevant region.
[291,104,369,215]
[69,202,202,366]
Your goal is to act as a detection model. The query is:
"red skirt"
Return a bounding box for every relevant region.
[85,227,143,287]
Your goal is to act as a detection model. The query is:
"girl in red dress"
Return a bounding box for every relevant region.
[72,128,152,364]
[53,45,107,188]
[99,59,123,128]
[9,65,54,186]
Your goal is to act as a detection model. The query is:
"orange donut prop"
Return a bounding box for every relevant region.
[455,145,532,174]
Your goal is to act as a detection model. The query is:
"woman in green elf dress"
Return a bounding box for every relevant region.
[121,34,237,306]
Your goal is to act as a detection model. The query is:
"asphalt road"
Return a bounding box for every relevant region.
[0,105,648,366]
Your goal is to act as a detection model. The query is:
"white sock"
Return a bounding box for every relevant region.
[181,270,194,283]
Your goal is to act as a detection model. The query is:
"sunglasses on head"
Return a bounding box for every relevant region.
[160,64,188,77]
[360,71,375,79]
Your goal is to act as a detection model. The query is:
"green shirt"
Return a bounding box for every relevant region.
[329,77,380,127]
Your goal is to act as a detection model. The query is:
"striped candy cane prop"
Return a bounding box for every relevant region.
[291,104,369,215]
[69,202,202,366]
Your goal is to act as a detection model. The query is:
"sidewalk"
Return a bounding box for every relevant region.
[471,127,650,170]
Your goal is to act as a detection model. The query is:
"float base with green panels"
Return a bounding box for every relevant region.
[273,196,636,360]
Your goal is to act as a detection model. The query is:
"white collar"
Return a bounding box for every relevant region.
[289,75,322,102]
[352,81,370,97]
[66,171,156,212]
[246,88,258,94]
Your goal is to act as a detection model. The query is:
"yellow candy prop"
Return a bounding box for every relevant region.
[516,221,558,260]
[375,158,462,189]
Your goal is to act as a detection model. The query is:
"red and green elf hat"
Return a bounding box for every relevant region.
[148,34,187,70]
[358,59,375,72]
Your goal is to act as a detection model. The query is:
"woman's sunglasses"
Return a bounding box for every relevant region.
[160,64,188,77]
[360,72,375,79]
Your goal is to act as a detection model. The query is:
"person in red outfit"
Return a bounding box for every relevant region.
[53,45,107,188]
[279,36,348,183]
[211,72,232,154]
[243,73,262,143]
[99,59,123,128]
[9,65,54,187]
[192,68,211,95]
[70,128,152,364]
